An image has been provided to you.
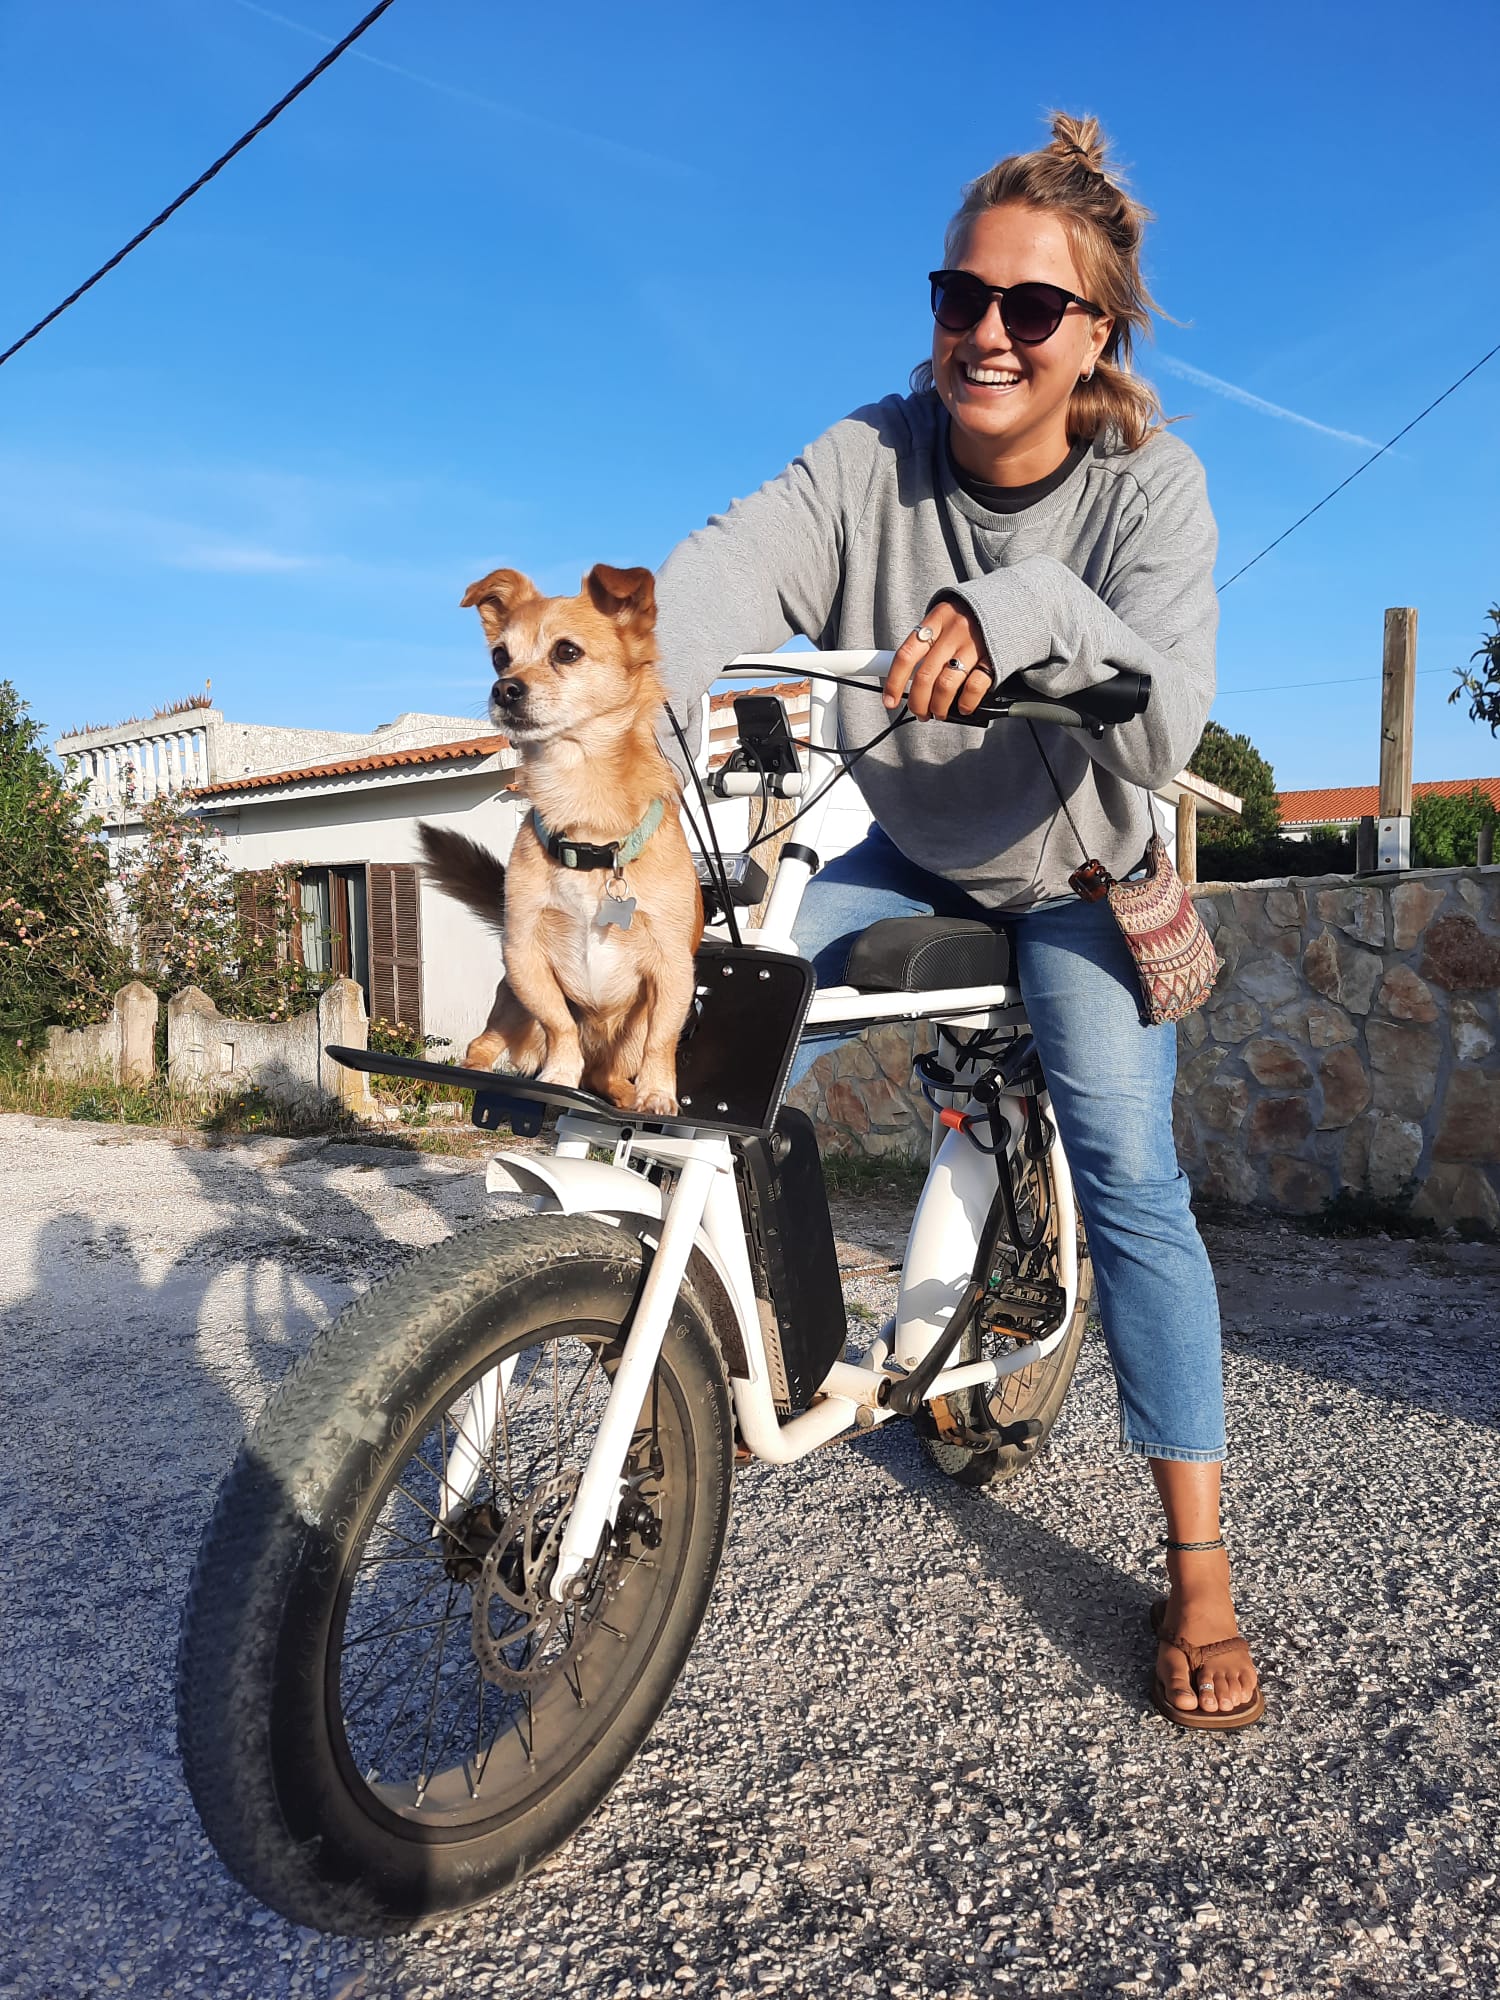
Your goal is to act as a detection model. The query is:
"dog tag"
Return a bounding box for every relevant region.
[599,878,636,930]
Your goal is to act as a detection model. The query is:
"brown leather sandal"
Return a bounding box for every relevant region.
[1150,1596,1266,1731]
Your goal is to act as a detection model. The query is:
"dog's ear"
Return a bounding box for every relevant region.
[461,568,537,643]
[584,564,656,634]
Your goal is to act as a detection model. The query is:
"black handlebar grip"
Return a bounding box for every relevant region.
[965,667,1152,727]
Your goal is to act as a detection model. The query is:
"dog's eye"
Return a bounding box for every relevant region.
[490,644,510,672]
[550,640,583,666]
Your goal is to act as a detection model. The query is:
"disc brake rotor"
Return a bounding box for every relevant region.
[470,1469,594,1691]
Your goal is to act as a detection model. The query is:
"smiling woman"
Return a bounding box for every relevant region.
[652,110,1265,1734]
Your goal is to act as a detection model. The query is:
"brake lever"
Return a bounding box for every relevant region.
[947,690,1102,736]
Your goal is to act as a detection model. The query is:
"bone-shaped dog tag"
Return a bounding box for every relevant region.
[598,883,636,930]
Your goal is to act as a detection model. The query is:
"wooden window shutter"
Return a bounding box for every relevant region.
[368,863,423,1033]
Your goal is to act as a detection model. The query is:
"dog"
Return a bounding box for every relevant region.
[416,562,703,1116]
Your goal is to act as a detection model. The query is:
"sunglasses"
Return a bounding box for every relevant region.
[929,269,1104,345]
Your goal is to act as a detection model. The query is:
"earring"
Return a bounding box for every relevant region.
[1081,367,1095,383]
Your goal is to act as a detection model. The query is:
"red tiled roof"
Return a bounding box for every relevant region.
[189,733,510,797]
[708,677,811,710]
[1279,778,1500,824]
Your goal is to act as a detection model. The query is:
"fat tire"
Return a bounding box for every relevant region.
[921,1153,1093,1489]
[175,1215,733,1934]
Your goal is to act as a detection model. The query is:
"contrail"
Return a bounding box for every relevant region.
[1155,354,1379,448]
[225,0,699,179]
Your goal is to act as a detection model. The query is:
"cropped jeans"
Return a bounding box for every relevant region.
[789,826,1225,1462]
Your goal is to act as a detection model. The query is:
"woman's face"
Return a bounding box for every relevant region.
[932,202,1112,480]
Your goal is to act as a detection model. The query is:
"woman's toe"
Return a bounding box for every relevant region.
[1159,1647,1198,1711]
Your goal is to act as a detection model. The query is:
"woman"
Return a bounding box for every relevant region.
[654,113,1263,1730]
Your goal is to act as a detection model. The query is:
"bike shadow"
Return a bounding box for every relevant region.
[838,1397,1159,1709]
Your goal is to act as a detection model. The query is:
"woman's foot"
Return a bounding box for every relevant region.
[1155,1545,1260,1718]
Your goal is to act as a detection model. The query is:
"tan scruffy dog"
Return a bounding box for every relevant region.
[417,563,703,1116]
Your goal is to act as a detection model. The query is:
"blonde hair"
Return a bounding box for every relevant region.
[912,112,1164,452]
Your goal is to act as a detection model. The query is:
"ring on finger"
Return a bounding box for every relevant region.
[914,623,936,644]
[943,656,968,674]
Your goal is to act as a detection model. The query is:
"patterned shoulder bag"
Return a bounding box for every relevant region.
[1029,724,1220,1026]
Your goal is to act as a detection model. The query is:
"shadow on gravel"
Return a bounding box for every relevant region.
[852,1421,1156,1706]
[1,1134,465,1999]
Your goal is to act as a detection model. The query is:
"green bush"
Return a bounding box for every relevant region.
[1449,605,1500,735]
[1188,720,1283,849]
[1411,786,1497,868]
[0,680,129,1057]
[118,790,329,1023]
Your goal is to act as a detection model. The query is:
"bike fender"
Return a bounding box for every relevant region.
[484,1152,753,1380]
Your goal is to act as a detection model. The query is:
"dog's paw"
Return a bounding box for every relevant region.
[538,1055,585,1090]
[628,1083,679,1118]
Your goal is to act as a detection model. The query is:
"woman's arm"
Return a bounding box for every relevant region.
[929,445,1218,789]
[653,411,886,752]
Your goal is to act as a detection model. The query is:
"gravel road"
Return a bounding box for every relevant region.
[2,1111,1498,2000]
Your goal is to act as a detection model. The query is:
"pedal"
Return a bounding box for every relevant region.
[978,1276,1067,1343]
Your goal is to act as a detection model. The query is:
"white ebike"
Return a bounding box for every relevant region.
[176,652,1150,1933]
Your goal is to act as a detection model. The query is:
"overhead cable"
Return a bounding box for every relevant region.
[0,0,400,370]
[1216,337,1500,592]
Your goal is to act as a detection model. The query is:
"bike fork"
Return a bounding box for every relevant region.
[549,1143,726,1601]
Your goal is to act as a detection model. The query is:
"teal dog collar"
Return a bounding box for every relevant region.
[531,796,665,872]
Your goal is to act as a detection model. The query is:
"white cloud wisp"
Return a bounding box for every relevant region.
[1154,354,1379,448]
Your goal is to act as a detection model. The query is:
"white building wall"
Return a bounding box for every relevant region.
[202,769,522,1056]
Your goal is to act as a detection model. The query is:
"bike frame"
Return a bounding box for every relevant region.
[453,653,1080,1598]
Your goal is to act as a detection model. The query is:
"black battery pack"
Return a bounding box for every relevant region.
[734,1107,847,1413]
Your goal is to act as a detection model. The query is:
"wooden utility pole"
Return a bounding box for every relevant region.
[1378,607,1417,869]
[1175,791,1198,885]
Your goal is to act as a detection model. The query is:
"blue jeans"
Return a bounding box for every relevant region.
[790,827,1225,1462]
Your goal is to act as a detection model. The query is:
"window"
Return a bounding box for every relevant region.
[367,862,422,1033]
[297,865,374,1005]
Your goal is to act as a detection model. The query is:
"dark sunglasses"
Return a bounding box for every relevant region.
[929,269,1104,345]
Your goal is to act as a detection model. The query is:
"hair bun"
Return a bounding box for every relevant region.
[1048,111,1109,179]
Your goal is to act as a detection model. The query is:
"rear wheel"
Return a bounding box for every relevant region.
[176,1215,733,1934]
[921,1140,1092,1489]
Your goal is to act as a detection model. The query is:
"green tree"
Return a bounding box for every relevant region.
[1449,605,1500,734]
[1187,719,1282,848]
[1411,786,1498,868]
[0,680,128,1055]
[117,789,329,1021]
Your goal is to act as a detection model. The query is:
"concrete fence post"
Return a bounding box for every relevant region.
[117,981,159,1085]
[318,979,373,1113]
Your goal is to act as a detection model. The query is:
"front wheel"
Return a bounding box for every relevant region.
[920,1139,1093,1489]
[176,1215,734,1934]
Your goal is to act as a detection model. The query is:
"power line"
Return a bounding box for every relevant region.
[0,0,400,371]
[1216,336,1500,592]
[1216,668,1448,698]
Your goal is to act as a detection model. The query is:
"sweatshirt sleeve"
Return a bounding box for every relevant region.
[652,410,886,755]
[933,441,1218,790]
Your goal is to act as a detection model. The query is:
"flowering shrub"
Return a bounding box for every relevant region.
[0,680,129,1056]
[117,791,329,1022]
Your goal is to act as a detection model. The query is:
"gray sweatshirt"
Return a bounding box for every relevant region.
[654,389,1218,911]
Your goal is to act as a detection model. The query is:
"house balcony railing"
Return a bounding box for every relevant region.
[55,711,223,818]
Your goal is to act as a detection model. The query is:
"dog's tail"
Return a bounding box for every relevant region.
[416,821,507,938]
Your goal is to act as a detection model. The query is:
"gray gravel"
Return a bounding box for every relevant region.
[2,1111,1498,2000]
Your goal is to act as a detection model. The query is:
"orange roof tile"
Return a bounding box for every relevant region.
[1279,778,1500,823]
[190,732,510,797]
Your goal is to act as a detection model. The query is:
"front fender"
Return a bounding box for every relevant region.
[484,1151,753,1380]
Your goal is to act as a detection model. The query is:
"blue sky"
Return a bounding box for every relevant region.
[3,0,1497,791]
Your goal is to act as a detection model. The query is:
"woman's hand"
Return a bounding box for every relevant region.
[883,601,993,720]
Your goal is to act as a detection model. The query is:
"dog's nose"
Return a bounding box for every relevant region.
[493,678,527,710]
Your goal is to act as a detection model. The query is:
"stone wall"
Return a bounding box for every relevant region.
[43,980,158,1086]
[1177,867,1498,1231]
[790,865,1500,1235]
[167,979,372,1113]
[41,978,372,1113]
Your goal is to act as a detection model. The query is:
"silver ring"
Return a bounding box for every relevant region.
[945,657,966,673]
[914,624,936,644]
[1196,1681,1214,1693]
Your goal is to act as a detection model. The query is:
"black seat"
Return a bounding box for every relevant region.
[843,916,1014,993]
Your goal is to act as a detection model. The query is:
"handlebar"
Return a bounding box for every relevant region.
[721,652,1150,734]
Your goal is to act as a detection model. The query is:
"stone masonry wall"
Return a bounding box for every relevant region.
[791,865,1500,1235]
[1177,866,1498,1232]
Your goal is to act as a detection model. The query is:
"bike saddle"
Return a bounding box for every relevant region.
[843,917,1014,993]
